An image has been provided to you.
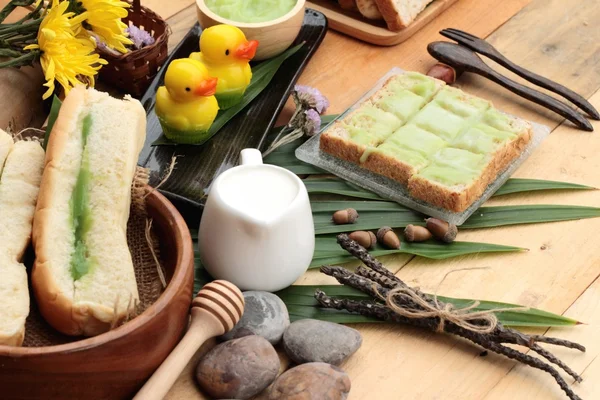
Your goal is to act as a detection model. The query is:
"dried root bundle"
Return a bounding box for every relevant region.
[315,234,585,400]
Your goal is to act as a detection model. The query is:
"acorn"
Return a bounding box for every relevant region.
[348,230,377,249]
[332,208,359,225]
[426,63,461,85]
[404,224,433,242]
[425,218,458,243]
[376,226,400,249]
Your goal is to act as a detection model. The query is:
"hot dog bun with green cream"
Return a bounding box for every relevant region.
[32,86,146,336]
[0,132,45,346]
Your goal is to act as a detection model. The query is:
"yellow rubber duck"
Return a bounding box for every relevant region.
[190,25,259,109]
[156,58,219,144]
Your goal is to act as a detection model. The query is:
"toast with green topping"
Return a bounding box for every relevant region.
[319,71,533,212]
[320,72,444,164]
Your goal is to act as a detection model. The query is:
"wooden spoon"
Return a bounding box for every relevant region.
[427,41,593,132]
[133,280,244,400]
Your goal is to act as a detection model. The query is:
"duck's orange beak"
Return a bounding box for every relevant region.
[235,40,259,60]
[194,77,218,96]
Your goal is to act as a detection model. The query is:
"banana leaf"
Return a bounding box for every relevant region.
[152,43,304,146]
[276,285,580,327]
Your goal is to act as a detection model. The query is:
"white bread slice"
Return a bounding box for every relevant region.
[0,129,13,176]
[32,86,146,337]
[357,0,383,19]
[375,0,434,31]
[0,140,45,346]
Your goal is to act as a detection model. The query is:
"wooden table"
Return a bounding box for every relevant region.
[152,1,600,399]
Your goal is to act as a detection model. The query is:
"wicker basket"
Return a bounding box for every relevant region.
[97,0,170,97]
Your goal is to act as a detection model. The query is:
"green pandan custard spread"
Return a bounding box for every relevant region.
[70,114,93,281]
[205,0,297,23]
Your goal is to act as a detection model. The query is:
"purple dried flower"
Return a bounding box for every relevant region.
[126,25,155,50]
[293,85,329,114]
[303,109,321,136]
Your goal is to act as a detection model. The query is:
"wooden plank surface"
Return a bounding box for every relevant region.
[146,0,600,398]
[306,0,459,46]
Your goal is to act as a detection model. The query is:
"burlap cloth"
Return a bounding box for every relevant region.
[14,131,165,347]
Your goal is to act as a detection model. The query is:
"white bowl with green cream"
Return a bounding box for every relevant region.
[196,0,306,60]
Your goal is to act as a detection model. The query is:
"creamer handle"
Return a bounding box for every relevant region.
[240,148,263,166]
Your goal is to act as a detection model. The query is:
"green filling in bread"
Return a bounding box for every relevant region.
[70,114,94,281]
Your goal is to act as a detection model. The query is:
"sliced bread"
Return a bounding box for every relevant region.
[0,140,45,346]
[356,0,383,19]
[375,0,434,31]
[32,86,146,337]
[0,129,13,176]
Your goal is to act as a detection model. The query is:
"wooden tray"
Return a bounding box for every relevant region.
[307,0,458,46]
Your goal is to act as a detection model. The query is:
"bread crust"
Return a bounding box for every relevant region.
[356,0,383,19]
[319,126,366,164]
[32,86,145,337]
[32,86,87,336]
[362,150,416,185]
[375,0,434,31]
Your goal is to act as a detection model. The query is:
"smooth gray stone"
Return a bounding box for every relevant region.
[283,319,362,365]
[220,291,290,345]
[196,335,280,400]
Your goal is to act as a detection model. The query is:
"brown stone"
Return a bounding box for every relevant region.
[196,335,279,400]
[268,362,351,400]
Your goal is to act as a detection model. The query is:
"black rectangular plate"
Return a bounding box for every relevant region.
[138,10,328,226]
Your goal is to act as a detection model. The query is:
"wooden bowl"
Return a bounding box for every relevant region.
[196,0,306,60]
[0,189,195,400]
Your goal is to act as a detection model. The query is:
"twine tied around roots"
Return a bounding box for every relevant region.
[375,267,529,334]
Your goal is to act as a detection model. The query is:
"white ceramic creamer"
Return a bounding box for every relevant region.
[199,148,315,291]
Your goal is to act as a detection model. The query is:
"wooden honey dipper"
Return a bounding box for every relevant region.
[134,280,244,400]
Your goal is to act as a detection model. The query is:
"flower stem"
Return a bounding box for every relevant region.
[262,128,303,157]
[15,0,43,24]
[0,49,37,68]
[0,17,43,34]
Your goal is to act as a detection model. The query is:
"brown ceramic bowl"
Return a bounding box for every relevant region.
[0,189,195,400]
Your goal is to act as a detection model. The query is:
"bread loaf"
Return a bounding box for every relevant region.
[375,0,435,30]
[356,0,383,19]
[32,86,146,337]
[0,137,45,346]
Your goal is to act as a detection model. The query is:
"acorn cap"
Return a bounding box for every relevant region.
[376,226,392,243]
[377,226,400,249]
[425,218,458,243]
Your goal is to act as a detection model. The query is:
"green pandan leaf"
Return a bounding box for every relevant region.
[310,201,600,234]
[462,204,600,229]
[152,43,304,146]
[493,178,595,196]
[276,285,580,327]
[43,95,62,151]
[310,238,525,267]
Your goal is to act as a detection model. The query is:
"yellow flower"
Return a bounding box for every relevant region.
[25,0,107,99]
[79,0,132,53]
